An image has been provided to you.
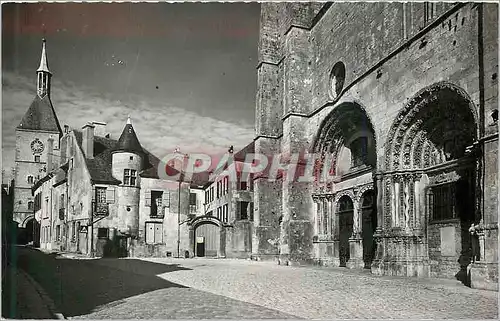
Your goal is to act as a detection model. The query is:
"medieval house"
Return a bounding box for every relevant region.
[252,2,498,291]
[22,40,196,258]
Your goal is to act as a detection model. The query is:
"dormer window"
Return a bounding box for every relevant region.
[123,169,137,186]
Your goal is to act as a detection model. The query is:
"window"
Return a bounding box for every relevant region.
[56,225,61,241]
[189,193,197,213]
[28,201,34,211]
[123,169,137,186]
[217,207,221,221]
[210,186,214,202]
[34,155,41,163]
[429,183,456,221]
[240,181,247,190]
[72,222,76,240]
[223,204,228,222]
[151,191,163,217]
[97,228,109,239]
[238,201,249,220]
[27,175,34,184]
[70,158,74,169]
[145,222,163,244]
[60,194,65,209]
[223,176,229,194]
[205,190,209,204]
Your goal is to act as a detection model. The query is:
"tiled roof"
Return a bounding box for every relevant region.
[234,141,255,162]
[17,95,62,133]
[74,131,174,184]
[115,123,143,154]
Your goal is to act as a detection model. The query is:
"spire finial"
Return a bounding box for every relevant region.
[127,115,132,125]
[37,38,51,74]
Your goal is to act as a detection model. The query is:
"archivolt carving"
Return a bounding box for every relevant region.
[384,82,478,172]
[356,183,374,203]
[333,189,355,206]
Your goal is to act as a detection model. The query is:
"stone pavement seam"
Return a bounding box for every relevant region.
[19,268,66,319]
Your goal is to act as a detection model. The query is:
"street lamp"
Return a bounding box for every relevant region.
[173,148,188,258]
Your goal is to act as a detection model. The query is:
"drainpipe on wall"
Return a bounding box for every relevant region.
[90,186,94,258]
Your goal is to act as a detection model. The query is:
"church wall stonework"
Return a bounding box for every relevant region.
[255,2,498,288]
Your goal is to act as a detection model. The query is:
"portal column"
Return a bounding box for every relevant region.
[347,189,364,269]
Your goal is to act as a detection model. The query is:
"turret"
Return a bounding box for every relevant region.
[111,116,143,237]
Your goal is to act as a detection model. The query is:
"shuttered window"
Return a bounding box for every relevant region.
[145,222,163,244]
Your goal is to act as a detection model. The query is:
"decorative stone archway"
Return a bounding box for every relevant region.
[310,102,378,269]
[189,215,227,258]
[373,82,479,279]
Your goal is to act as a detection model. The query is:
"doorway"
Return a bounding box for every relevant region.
[361,190,377,268]
[194,223,219,257]
[196,237,205,257]
[338,196,354,267]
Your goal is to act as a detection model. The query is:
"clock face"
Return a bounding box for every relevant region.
[31,138,44,154]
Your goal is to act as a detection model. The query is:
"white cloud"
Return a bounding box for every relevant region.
[1,71,254,170]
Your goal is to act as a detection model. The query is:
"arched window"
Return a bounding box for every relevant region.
[27,175,34,184]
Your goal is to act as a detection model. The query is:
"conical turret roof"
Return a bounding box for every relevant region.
[115,116,143,154]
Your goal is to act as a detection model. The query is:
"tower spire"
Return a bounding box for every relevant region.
[37,39,51,74]
[37,38,51,98]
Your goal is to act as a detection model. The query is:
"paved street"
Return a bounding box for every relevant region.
[13,247,499,319]
[14,247,295,319]
[141,257,499,320]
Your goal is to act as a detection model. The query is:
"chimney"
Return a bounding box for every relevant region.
[47,137,54,172]
[92,121,107,137]
[82,122,95,159]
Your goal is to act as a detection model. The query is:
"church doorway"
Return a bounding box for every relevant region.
[338,196,354,267]
[361,190,377,268]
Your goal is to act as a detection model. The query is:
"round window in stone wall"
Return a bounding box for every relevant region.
[329,62,346,100]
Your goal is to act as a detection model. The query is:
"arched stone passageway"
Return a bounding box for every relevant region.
[373,82,479,279]
[22,217,40,246]
[311,102,378,269]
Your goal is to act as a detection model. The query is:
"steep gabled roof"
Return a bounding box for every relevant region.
[17,95,62,133]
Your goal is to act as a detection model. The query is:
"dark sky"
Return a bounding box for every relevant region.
[2,2,260,170]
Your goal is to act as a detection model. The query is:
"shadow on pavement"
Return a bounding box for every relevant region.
[15,246,192,318]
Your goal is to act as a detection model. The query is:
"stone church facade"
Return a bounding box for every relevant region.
[252,2,498,290]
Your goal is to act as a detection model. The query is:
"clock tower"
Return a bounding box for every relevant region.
[13,39,62,232]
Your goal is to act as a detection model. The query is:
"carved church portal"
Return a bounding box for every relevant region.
[194,223,220,257]
[361,190,377,268]
[338,196,354,267]
[380,82,479,279]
